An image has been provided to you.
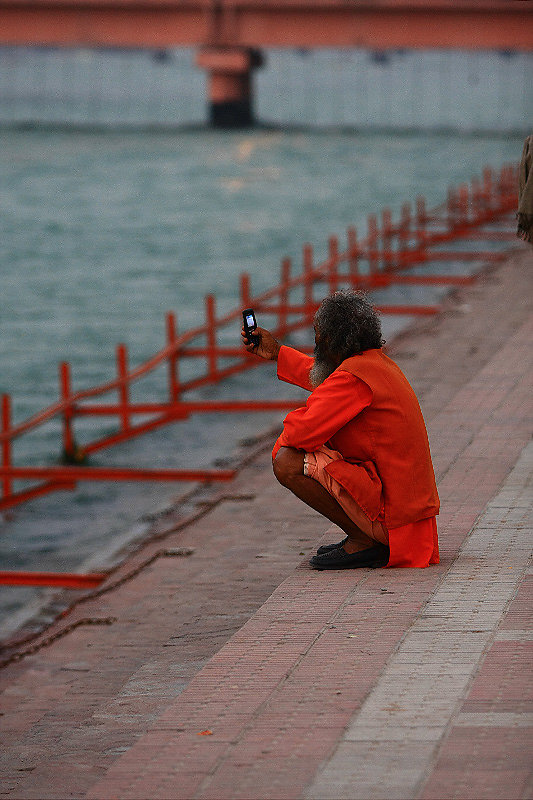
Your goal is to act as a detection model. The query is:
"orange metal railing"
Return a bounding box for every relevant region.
[0,571,107,589]
[1,164,518,524]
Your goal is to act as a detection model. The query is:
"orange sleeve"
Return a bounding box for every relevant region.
[273,370,372,457]
[276,345,314,391]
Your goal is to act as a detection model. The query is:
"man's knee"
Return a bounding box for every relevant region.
[273,447,305,488]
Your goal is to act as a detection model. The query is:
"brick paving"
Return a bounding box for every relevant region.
[309,441,532,800]
[1,246,532,800]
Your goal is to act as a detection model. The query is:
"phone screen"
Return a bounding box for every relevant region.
[245,313,255,329]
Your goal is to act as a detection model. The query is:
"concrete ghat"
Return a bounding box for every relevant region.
[307,440,532,800]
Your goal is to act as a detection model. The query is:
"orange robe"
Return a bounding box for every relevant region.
[273,345,440,568]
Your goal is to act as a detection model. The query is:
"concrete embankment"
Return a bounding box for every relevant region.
[1,246,532,800]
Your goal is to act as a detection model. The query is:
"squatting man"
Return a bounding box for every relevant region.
[241,291,440,569]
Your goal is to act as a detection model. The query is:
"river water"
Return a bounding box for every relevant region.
[0,46,530,638]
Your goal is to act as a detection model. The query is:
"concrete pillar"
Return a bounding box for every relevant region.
[196,47,264,128]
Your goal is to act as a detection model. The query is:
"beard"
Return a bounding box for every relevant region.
[309,341,337,389]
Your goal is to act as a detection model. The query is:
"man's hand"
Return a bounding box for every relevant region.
[241,326,281,361]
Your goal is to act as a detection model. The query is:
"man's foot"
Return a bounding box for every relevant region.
[310,543,389,570]
[316,537,348,555]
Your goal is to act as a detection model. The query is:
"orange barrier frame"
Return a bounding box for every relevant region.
[1,164,518,523]
[0,571,106,589]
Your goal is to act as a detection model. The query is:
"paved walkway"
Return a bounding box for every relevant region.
[1,247,532,800]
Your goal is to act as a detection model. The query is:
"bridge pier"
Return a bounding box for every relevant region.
[196,47,264,128]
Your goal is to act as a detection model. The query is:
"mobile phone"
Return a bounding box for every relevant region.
[242,308,260,346]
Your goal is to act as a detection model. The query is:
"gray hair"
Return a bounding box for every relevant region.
[314,290,384,361]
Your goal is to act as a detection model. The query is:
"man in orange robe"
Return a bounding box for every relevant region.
[242,291,439,569]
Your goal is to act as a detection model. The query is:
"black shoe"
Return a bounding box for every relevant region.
[310,543,389,570]
[316,537,348,555]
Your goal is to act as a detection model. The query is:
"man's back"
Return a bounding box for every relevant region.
[330,348,440,529]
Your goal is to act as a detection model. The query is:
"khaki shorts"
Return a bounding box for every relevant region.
[303,445,389,545]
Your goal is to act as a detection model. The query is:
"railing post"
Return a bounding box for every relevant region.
[382,208,393,271]
[205,294,217,378]
[399,202,411,268]
[60,361,76,461]
[347,226,359,286]
[416,196,428,259]
[328,235,339,294]
[166,311,180,403]
[447,187,457,230]
[496,166,505,211]
[116,344,130,432]
[2,394,12,501]
[471,177,481,224]
[458,184,469,226]
[279,257,291,336]
[303,243,314,322]
[367,213,379,280]
[483,167,493,214]
[240,272,251,308]
[497,165,508,210]
[507,165,517,199]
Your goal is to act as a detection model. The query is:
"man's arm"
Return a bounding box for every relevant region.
[240,326,281,362]
[277,346,314,391]
[240,326,312,391]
